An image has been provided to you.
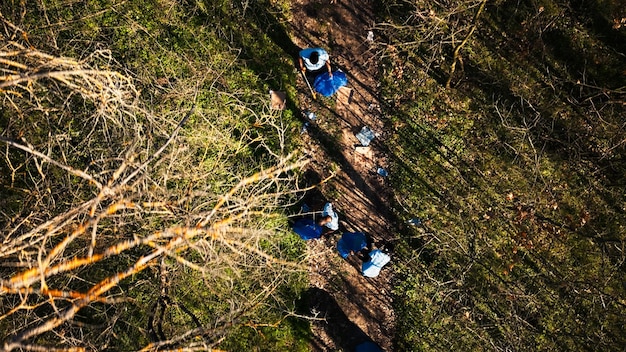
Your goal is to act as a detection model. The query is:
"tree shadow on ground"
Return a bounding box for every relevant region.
[305,120,395,237]
[299,287,380,351]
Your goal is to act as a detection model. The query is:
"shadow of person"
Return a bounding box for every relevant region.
[300,287,380,351]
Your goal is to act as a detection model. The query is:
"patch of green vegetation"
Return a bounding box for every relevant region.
[220,316,311,352]
[378,0,626,350]
[0,0,311,349]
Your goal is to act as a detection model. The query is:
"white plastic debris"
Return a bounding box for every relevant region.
[355,126,376,146]
[305,111,317,121]
[406,218,422,226]
[301,122,310,134]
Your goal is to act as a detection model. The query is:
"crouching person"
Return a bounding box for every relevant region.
[362,249,390,278]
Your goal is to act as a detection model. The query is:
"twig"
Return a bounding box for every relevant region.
[445,0,488,89]
[0,136,103,190]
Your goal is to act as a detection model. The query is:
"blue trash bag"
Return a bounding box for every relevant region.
[355,341,383,352]
[292,218,323,240]
[314,71,348,97]
[337,232,367,258]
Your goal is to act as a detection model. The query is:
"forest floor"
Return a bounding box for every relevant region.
[286,1,396,350]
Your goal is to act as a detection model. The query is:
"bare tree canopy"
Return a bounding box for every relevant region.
[0,7,310,350]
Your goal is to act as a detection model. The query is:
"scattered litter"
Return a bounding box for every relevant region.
[304,110,317,121]
[406,218,422,226]
[269,90,286,110]
[356,126,376,146]
[301,122,310,134]
[368,102,380,111]
[376,167,388,177]
[355,146,370,154]
[366,30,374,43]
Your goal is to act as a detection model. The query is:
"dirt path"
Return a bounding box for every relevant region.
[287,1,396,350]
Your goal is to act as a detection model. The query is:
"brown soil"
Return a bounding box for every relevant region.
[287,1,396,350]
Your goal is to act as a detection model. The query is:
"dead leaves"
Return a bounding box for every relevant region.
[613,17,626,29]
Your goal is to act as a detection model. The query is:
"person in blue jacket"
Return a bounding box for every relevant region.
[299,47,332,77]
